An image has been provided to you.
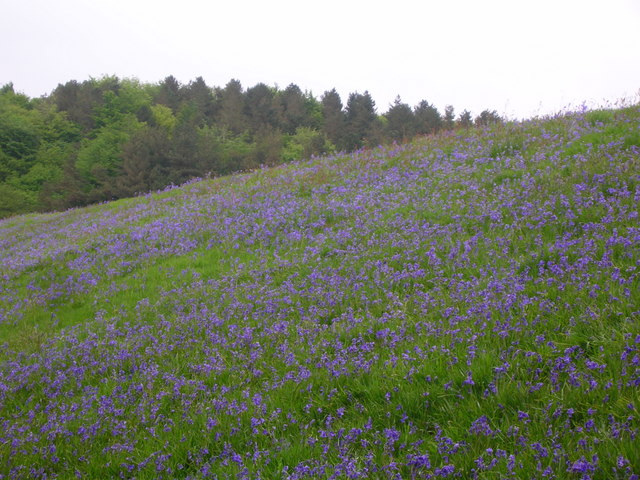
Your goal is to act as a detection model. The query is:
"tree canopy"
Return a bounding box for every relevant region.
[0,77,502,218]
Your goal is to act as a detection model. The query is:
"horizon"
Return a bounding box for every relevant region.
[4,72,639,123]
[2,0,639,120]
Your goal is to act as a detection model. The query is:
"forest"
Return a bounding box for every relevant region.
[0,76,502,218]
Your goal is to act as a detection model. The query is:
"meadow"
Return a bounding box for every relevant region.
[1,105,639,479]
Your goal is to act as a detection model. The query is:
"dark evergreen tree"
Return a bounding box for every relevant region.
[244,83,278,132]
[218,79,246,134]
[183,77,214,118]
[414,100,442,135]
[280,84,308,134]
[136,104,154,124]
[321,89,345,149]
[475,109,502,126]
[250,126,283,168]
[39,157,87,211]
[52,79,103,131]
[385,96,415,141]
[344,91,377,150]
[155,75,183,113]
[457,109,473,128]
[117,127,172,196]
[443,105,455,130]
[168,103,203,184]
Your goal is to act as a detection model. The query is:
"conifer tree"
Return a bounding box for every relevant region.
[457,109,473,128]
[344,91,377,150]
[244,83,278,132]
[321,89,345,149]
[155,75,182,113]
[385,96,415,141]
[443,105,455,130]
[280,84,308,134]
[218,79,246,135]
[475,109,502,126]
[414,100,442,135]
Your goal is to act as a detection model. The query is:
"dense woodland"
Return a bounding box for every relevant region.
[0,76,502,218]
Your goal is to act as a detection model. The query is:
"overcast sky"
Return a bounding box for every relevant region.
[2,0,639,119]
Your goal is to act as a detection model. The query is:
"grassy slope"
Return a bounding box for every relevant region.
[1,106,639,479]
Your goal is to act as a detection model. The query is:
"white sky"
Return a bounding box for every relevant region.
[2,0,639,119]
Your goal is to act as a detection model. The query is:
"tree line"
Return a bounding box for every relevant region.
[0,76,502,218]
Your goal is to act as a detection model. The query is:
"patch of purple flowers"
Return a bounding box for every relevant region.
[1,106,639,478]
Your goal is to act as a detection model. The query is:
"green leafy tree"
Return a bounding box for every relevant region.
[217,131,255,175]
[0,83,30,108]
[0,107,41,180]
[303,91,323,130]
[11,142,74,197]
[150,104,177,132]
[0,183,36,217]
[36,101,82,144]
[75,115,143,183]
[0,88,49,186]
[0,93,83,216]
[93,77,154,128]
[192,125,258,177]
[282,127,334,162]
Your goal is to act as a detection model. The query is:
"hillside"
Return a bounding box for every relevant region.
[1,106,639,479]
